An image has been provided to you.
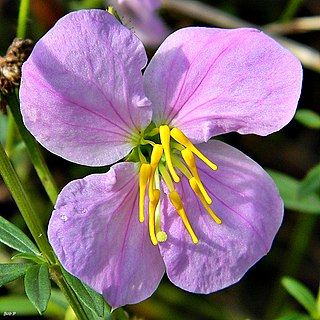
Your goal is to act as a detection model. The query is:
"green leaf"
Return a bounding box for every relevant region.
[268,170,320,214]
[299,163,320,196]
[295,109,320,129]
[11,252,46,264]
[24,264,51,314]
[62,268,106,317]
[0,263,32,286]
[275,312,312,320]
[0,216,40,254]
[281,277,318,317]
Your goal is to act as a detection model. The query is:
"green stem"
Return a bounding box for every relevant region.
[4,109,17,158]
[279,0,305,21]
[265,213,317,319]
[17,0,30,38]
[50,265,89,320]
[6,0,31,154]
[6,93,59,204]
[0,142,55,263]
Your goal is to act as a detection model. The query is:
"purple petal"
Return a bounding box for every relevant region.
[144,27,302,142]
[20,10,152,166]
[110,0,170,47]
[159,140,283,293]
[48,162,165,308]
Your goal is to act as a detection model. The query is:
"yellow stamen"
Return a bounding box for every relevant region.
[181,148,212,204]
[170,128,218,171]
[189,177,222,224]
[149,189,160,245]
[139,164,151,222]
[169,191,199,244]
[160,125,180,183]
[148,144,163,201]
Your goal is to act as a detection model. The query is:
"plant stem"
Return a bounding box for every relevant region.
[4,109,17,158]
[6,93,59,204]
[50,265,89,320]
[0,142,55,263]
[279,0,305,22]
[6,0,31,154]
[17,0,30,38]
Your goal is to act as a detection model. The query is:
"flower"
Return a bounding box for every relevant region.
[19,10,302,308]
[107,0,170,46]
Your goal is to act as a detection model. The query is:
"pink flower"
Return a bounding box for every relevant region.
[20,10,302,308]
[108,0,170,46]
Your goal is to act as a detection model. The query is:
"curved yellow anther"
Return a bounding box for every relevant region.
[160,125,180,183]
[181,148,212,204]
[149,189,161,245]
[189,178,222,225]
[148,144,163,201]
[139,164,152,222]
[169,191,199,244]
[170,128,218,171]
[150,144,163,167]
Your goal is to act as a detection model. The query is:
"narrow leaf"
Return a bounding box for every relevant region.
[282,277,318,317]
[276,312,312,320]
[299,163,320,196]
[24,264,51,314]
[0,263,32,286]
[0,216,40,254]
[268,170,320,214]
[62,268,105,317]
[295,109,320,129]
[12,252,46,264]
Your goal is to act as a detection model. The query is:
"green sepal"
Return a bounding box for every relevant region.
[24,264,51,314]
[0,263,33,286]
[281,276,319,318]
[11,252,46,264]
[61,267,106,318]
[268,170,320,214]
[0,216,40,254]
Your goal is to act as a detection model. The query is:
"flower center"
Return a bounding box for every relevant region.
[132,124,221,246]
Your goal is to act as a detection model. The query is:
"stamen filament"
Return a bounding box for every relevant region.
[147,127,160,136]
[160,125,180,183]
[154,170,167,242]
[172,156,193,179]
[140,138,155,146]
[139,164,151,222]
[189,177,222,224]
[181,148,212,204]
[138,147,147,164]
[149,189,161,245]
[170,128,218,171]
[169,191,199,244]
[148,144,163,201]
[158,163,175,192]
